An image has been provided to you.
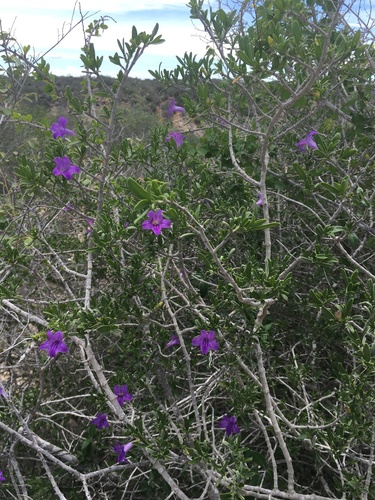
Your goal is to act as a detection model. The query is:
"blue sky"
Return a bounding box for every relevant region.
[1,0,214,79]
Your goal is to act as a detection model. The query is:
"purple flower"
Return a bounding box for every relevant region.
[53,156,81,180]
[113,441,133,464]
[168,99,186,118]
[91,412,109,429]
[39,330,69,358]
[113,385,133,406]
[86,218,94,237]
[165,335,180,349]
[216,115,227,125]
[296,130,318,151]
[0,471,5,482]
[0,385,7,400]
[142,210,172,235]
[166,131,185,147]
[192,330,219,355]
[256,193,263,206]
[218,414,240,436]
[50,117,76,139]
[63,202,73,212]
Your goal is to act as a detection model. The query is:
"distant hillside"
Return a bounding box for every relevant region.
[0,76,188,159]
[20,76,182,113]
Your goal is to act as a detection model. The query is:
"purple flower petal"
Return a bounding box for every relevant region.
[0,385,7,400]
[50,117,76,139]
[113,384,133,406]
[91,412,109,429]
[86,218,94,237]
[53,156,81,180]
[192,330,219,355]
[142,210,171,235]
[256,193,263,206]
[63,202,73,212]
[218,414,240,436]
[113,441,133,463]
[296,130,318,151]
[0,470,5,482]
[165,335,180,349]
[168,99,186,118]
[216,115,227,125]
[39,330,69,358]
[166,131,185,147]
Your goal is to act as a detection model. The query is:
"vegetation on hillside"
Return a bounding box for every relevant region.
[0,0,375,498]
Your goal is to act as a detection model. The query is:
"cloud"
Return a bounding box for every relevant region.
[81,0,190,12]
[2,0,191,15]
[1,1,209,78]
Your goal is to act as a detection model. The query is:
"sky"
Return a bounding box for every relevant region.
[1,0,216,79]
[1,1,373,79]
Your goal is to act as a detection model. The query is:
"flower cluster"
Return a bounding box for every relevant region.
[91,385,132,424]
[50,117,80,180]
[38,111,240,477]
[166,100,186,147]
[165,330,220,354]
[84,382,134,458]
[89,413,135,463]
[87,388,134,464]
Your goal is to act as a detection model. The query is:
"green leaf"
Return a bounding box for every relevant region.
[0,107,11,116]
[127,178,150,200]
[151,23,159,38]
[245,450,268,469]
[248,218,280,231]
[236,50,252,65]
[0,284,12,298]
[362,343,370,362]
[317,182,341,196]
[133,199,151,212]
[348,232,360,249]
[150,35,165,45]
[293,163,307,180]
[352,30,361,46]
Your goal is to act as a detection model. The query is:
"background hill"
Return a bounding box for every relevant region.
[0,75,187,186]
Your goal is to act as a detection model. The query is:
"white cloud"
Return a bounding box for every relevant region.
[2,0,190,15]
[80,0,190,12]
[1,1,209,78]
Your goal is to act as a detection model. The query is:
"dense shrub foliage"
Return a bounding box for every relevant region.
[0,0,375,498]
